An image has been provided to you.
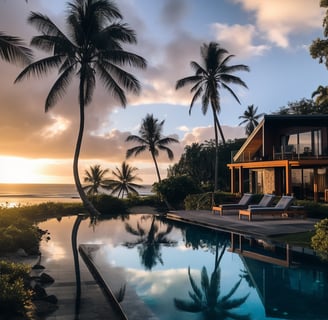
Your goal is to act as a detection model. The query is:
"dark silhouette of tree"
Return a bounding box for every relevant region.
[83,164,110,195]
[0,32,32,66]
[123,215,177,270]
[15,0,147,216]
[310,1,328,69]
[14,0,146,306]
[238,104,264,136]
[174,243,250,320]
[107,161,143,198]
[176,42,249,191]
[126,114,178,182]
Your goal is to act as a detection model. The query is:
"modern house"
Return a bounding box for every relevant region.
[228,115,328,201]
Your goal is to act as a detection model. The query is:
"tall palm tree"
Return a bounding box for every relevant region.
[126,114,179,182]
[14,0,147,216]
[176,42,249,191]
[0,32,33,66]
[83,164,110,195]
[107,161,143,198]
[238,104,263,136]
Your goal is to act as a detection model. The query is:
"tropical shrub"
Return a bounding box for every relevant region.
[153,175,201,209]
[0,216,43,255]
[311,218,328,261]
[88,194,127,215]
[0,261,33,317]
[184,192,241,210]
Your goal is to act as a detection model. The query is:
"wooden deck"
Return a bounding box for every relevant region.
[165,209,317,238]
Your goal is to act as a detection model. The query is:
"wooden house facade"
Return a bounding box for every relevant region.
[228,115,328,201]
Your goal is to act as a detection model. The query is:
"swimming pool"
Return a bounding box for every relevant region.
[40,214,328,320]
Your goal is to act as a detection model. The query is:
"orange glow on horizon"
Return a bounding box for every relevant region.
[0,156,71,184]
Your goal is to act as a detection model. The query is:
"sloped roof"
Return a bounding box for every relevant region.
[233,114,328,162]
[233,119,264,162]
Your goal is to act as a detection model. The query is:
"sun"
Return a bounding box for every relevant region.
[0,156,50,183]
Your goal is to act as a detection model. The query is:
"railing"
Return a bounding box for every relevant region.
[232,144,327,163]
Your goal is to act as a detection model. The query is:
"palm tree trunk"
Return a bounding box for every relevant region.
[151,151,174,210]
[212,111,226,192]
[71,213,84,315]
[151,152,162,182]
[73,77,101,217]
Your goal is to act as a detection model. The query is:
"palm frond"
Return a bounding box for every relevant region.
[174,298,202,312]
[0,32,33,65]
[45,65,74,111]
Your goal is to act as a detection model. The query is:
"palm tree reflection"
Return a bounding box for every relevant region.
[123,215,177,270]
[174,243,251,320]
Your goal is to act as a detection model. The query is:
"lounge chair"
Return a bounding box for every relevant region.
[239,195,294,221]
[248,194,276,208]
[212,193,253,215]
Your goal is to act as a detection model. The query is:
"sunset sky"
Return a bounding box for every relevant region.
[0,0,327,184]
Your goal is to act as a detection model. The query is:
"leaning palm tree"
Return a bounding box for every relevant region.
[14,0,147,216]
[126,114,179,182]
[238,104,263,136]
[0,31,33,66]
[83,164,110,196]
[176,42,249,191]
[14,0,146,305]
[107,161,143,198]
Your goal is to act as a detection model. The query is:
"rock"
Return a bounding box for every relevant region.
[40,272,55,284]
[44,295,58,304]
[32,284,47,299]
[32,264,45,270]
[16,248,28,257]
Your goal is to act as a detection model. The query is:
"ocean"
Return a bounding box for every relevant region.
[0,183,153,207]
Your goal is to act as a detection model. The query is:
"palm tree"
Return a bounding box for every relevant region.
[0,32,33,66]
[14,0,147,216]
[238,104,263,136]
[176,42,249,191]
[83,164,110,195]
[107,161,143,198]
[174,243,250,320]
[126,114,179,182]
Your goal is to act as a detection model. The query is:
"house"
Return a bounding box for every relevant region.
[228,115,328,201]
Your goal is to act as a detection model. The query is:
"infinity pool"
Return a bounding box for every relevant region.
[40,214,328,320]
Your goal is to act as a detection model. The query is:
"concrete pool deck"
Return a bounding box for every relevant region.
[165,209,318,237]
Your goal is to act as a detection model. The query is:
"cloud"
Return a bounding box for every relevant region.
[181,125,245,146]
[211,23,270,57]
[233,0,324,48]
[161,0,189,26]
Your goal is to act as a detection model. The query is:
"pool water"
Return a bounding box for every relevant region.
[40,214,328,320]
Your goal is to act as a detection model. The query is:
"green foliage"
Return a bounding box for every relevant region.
[311,218,328,261]
[153,175,201,209]
[88,194,127,215]
[0,212,44,255]
[168,139,245,191]
[0,261,33,317]
[124,194,161,208]
[294,200,328,218]
[184,192,240,210]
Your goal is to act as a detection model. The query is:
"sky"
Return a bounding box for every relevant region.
[0,0,327,185]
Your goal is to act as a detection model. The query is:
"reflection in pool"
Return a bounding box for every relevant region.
[40,214,328,320]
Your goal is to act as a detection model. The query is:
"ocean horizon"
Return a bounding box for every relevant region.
[0,183,153,207]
